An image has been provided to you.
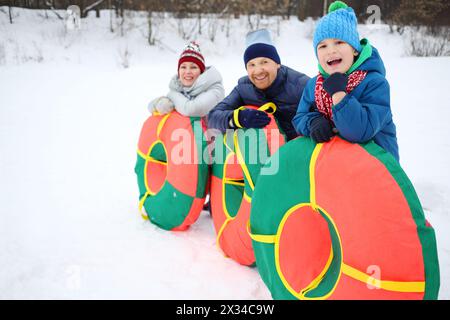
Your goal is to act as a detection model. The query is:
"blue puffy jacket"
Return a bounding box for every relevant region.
[208,65,310,140]
[292,42,399,161]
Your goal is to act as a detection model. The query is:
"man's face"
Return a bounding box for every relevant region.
[246,57,280,90]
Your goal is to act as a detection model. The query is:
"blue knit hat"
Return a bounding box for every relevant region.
[244,29,281,67]
[313,1,361,55]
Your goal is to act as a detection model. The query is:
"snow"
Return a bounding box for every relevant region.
[0,9,449,300]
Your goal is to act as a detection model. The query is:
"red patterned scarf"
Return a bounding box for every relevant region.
[314,70,367,121]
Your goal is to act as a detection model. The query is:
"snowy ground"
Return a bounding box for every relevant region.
[0,9,449,299]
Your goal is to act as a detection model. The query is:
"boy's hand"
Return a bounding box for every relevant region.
[232,108,271,129]
[323,72,348,96]
[309,116,335,143]
[309,102,319,112]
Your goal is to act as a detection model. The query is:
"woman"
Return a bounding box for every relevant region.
[148,41,225,119]
[148,41,223,212]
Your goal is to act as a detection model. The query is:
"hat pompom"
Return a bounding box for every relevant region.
[178,41,205,73]
[328,1,348,13]
[313,0,361,55]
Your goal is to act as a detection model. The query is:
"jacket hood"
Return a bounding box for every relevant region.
[169,66,223,97]
[356,44,386,76]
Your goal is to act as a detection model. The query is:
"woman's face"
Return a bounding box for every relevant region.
[317,38,358,75]
[178,62,202,87]
[246,57,281,90]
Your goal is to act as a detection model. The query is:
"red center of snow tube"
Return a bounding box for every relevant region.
[278,205,332,293]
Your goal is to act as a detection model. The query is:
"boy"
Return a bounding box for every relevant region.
[292,1,399,161]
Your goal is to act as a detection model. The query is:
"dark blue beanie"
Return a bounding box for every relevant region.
[243,29,281,67]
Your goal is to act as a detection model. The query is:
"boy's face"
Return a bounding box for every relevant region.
[246,57,281,90]
[178,62,202,87]
[317,39,358,75]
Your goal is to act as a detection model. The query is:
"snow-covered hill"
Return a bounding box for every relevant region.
[0,8,449,299]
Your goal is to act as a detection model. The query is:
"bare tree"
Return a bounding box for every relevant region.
[83,0,105,18]
[44,0,64,19]
[392,0,449,28]
[146,11,164,45]
[392,0,450,56]
[323,0,329,15]
[9,5,13,23]
[8,0,448,28]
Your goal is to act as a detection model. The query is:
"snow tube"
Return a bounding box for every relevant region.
[249,136,440,299]
[135,111,209,231]
[210,103,287,265]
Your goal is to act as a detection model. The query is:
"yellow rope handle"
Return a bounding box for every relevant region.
[216,218,232,254]
[216,105,279,256]
[309,143,323,211]
[258,102,277,114]
[137,112,171,221]
[227,103,279,201]
[222,131,235,154]
[233,130,255,191]
[223,178,245,186]
[299,246,335,299]
[216,153,237,252]
[232,107,245,129]
[248,217,425,294]
[137,149,168,165]
[243,191,252,203]
[247,220,276,244]
[156,113,171,138]
[232,103,277,129]
[341,264,425,293]
[139,192,150,220]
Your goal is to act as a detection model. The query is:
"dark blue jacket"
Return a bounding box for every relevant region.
[208,65,310,140]
[293,44,399,161]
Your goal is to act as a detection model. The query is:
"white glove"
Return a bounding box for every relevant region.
[148,96,174,114]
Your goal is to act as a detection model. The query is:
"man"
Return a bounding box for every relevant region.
[207,29,310,140]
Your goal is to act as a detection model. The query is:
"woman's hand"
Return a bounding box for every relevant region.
[154,97,174,114]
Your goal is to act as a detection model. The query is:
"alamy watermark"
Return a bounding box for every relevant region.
[366,265,381,290]
[366,5,382,25]
[66,265,82,291]
[66,5,81,31]
[152,120,281,176]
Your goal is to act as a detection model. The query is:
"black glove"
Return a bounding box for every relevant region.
[310,116,335,143]
[323,72,348,96]
[232,108,271,129]
[309,102,319,112]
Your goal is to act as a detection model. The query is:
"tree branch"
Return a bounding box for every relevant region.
[45,1,64,20]
[83,0,106,15]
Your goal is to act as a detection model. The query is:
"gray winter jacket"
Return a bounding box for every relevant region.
[148,66,225,117]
